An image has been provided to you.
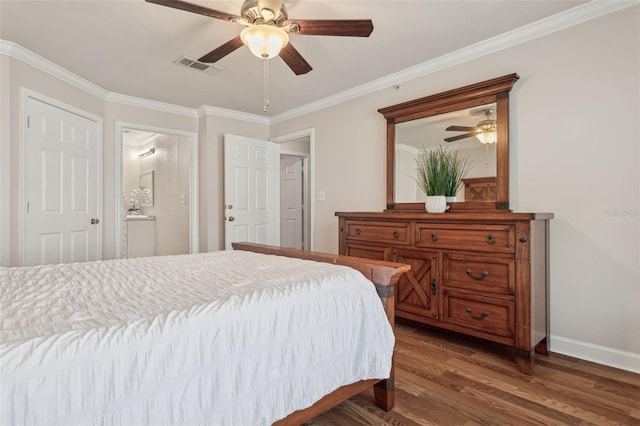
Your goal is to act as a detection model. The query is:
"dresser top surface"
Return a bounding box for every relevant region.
[335,211,554,221]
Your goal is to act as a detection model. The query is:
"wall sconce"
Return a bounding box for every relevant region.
[138,147,155,158]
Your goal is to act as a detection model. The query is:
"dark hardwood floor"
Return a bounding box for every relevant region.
[307,320,640,425]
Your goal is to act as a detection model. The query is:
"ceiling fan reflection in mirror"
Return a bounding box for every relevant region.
[145,0,374,75]
[444,109,497,144]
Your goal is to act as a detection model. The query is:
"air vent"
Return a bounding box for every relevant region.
[173,56,222,75]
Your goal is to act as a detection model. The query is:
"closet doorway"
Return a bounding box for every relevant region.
[280,154,306,249]
[273,130,313,251]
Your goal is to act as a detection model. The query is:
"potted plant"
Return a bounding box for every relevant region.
[415,145,470,213]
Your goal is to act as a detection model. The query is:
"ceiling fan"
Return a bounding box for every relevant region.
[145,0,374,75]
[444,109,497,144]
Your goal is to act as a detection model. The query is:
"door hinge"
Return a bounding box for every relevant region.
[27,116,31,128]
[431,278,437,295]
[26,201,30,213]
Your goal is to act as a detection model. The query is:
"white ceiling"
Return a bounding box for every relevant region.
[1,0,589,116]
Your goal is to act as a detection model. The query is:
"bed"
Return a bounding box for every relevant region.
[0,242,409,425]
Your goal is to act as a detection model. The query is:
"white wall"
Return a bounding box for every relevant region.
[145,135,190,256]
[122,144,141,202]
[280,138,310,155]
[271,7,640,369]
[0,53,11,266]
[395,143,421,202]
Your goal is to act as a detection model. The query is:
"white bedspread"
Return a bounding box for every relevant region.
[0,250,394,426]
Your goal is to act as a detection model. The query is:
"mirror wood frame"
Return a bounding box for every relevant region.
[378,73,519,212]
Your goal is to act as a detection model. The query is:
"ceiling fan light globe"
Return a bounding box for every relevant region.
[474,117,497,144]
[476,131,497,144]
[241,24,289,59]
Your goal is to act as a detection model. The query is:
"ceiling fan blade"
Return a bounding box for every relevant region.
[285,19,374,37]
[145,0,240,22]
[198,36,244,63]
[446,125,476,132]
[444,132,477,143]
[279,43,312,75]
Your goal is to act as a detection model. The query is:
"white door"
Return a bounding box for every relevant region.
[224,134,278,250]
[280,155,303,249]
[24,97,101,266]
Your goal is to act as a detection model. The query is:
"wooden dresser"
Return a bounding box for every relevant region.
[336,211,553,374]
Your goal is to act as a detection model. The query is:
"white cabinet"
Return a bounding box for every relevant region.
[125,217,156,258]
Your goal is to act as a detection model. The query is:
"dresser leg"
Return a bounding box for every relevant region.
[535,337,549,355]
[515,349,535,375]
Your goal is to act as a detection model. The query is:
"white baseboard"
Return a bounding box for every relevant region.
[550,335,640,374]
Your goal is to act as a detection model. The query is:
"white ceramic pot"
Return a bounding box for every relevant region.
[425,195,447,213]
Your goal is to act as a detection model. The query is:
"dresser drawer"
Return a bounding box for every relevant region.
[344,243,389,261]
[415,224,515,253]
[443,291,514,339]
[443,252,515,295]
[345,221,411,245]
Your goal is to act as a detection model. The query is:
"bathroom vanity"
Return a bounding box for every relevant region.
[123,216,156,258]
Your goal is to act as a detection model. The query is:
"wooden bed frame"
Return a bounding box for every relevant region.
[232,243,410,425]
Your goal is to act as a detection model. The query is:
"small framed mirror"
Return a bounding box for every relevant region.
[139,171,154,207]
[379,74,519,211]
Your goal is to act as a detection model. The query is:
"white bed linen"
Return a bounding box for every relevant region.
[0,250,394,426]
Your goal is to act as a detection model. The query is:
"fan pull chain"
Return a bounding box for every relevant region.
[263,57,270,112]
[484,142,490,168]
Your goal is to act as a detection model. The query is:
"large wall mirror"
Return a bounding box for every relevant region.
[379,74,519,211]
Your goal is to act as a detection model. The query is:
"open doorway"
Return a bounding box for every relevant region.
[273,130,313,250]
[115,122,198,258]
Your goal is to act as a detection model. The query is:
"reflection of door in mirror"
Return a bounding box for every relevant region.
[394,102,497,203]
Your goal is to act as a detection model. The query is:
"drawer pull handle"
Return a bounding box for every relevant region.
[486,234,495,244]
[392,230,399,239]
[466,269,489,280]
[355,228,361,235]
[520,235,528,243]
[430,232,438,241]
[466,307,489,319]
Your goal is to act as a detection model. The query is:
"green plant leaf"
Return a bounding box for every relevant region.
[413,145,470,196]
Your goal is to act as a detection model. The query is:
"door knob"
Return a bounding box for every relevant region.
[228,216,235,222]
[90,218,100,225]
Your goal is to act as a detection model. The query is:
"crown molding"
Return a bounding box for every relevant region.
[1,39,108,99]
[269,0,638,124]
[3,0,636,125]
[1,39,270,123]
[105,92,198,118]
[197,105,270,125]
